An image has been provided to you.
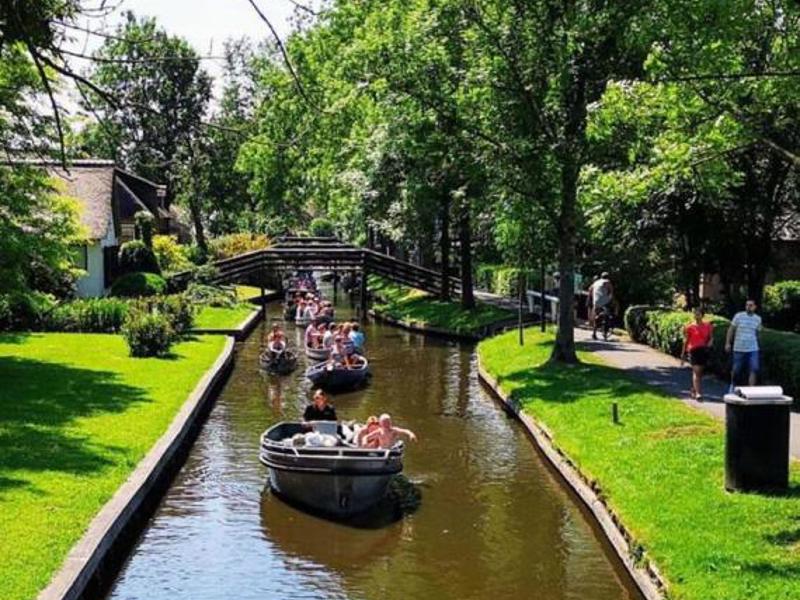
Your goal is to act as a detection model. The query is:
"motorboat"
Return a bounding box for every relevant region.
[260,421,404,517]
[305,357,370,391]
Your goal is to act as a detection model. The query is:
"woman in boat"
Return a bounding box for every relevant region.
[295,298,306,321]
[341,323,356,356]
[349,322,365,353]
[322,322,335,349]
[303,389,337,421]
[304,321,318,347]
[313,322,328,348]
[356,415,381,448]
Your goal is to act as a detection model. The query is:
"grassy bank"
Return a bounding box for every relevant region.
[478,327,800,600]
[0,332,226,600]
[370,277,513,336]
[194,304,255,330]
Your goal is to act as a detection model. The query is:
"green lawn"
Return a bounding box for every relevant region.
[0,332,226,600]
[370,276,513,335]
[478,327,800,600]
[194,304,255,330]
[234,284,262,301]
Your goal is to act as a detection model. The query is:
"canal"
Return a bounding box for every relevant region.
[106,298,640,600]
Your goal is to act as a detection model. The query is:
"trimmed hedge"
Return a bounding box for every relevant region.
[763,280,800,333]
[110,272,168,298]
[625,305,800,401]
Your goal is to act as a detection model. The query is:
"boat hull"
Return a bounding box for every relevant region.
[305,361,370,391]
[305,346,330,361]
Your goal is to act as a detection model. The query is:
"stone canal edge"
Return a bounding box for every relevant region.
[38,335,238,600]
[477,360,667,600]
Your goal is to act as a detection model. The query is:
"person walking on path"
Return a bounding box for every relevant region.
[589,272,615,340]
[681,307,714,400]
[725,299,763,392]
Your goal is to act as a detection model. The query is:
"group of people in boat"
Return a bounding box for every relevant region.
[305,320,366,368]
[294,293,335,322]
[302,389,416,449]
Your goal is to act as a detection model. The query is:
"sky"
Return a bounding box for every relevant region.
[66,0,302,99]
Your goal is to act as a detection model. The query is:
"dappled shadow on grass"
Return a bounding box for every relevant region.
[0,332,32,345]
[0,356,149,494]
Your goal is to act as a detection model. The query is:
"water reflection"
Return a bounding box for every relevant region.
[105,293,639,600]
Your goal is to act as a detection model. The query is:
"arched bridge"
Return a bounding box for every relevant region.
[174,236,462,300]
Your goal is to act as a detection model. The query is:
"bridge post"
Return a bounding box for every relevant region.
[359,266,369,321]
[333,269,338,299]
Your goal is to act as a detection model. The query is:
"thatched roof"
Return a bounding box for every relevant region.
[47,160,116,240]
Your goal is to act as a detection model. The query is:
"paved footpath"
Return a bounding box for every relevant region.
[574,327,800,459]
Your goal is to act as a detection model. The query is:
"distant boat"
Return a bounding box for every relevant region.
[305,357,370,391]
[260,421,404,517]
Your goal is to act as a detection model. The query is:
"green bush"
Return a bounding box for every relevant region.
[152,234,193,274]
[110,272,167,298]
[139,294,195,335]
[121,308,175,357]
[118,240,161,275]
[308,217,335,238]
[208,233,270,260]
[0,291,56,331]
[43,298,130,333]
[134,210,156,248]
[762,281,800,332]
[184,282,237,308]
[625,306,800,403]
[475,264,533,297]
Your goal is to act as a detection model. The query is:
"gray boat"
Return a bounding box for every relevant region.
[260,421,404,517]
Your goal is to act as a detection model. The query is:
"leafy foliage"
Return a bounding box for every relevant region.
[152,235,193,273]
[121,307,174,357]
[762,281,800,333]
[207,232,270,260]
[118,240,161,275]
[43,298,130,333]
[110,272,167,298]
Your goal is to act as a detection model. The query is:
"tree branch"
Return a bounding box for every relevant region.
[25,42,67,168]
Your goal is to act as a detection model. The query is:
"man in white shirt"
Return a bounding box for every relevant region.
[590,272,614,340]
[725,299,763,390]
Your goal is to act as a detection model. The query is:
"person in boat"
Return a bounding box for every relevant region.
[363,413,417,448]
[295,298,306,321]
[356,415,381,448]
[304,321,318,347]
[340,323,356,355]
[322,322,335,349]
[303,389,337,421]
[349,322,365,353]
[267,324,286,355]
[314,321,328,348]
[329,336,355,368]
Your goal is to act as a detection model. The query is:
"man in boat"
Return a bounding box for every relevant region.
[363,413,417,448]
[295,298,306,321]
[341,323,356,355]
[356,415,381,448]
[267,325,286,359]
[349,322,365,353]
[322,322,335,349]
[305,321,318,348]
[303,389,337,421]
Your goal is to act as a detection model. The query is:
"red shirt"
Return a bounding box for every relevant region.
[685,322,713,351]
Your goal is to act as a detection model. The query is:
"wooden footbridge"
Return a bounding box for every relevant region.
[174,236,463,312]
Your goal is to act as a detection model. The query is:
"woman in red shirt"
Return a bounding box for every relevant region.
[682,307,714,400]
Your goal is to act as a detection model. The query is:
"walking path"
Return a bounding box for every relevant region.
[574,327,800,459]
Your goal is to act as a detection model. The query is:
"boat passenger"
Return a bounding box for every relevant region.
[349,323,365,352]
[341,323,356,355]
[356,415,381,448]
[303,389,337,421]
[322,323,335,349]
[304,322,318,347]
[295,299,306,320]
[363,413,417,448]
[314,322,328,348]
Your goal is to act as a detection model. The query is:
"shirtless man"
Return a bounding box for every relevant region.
[356,415,381,448]
[363,414,417,449]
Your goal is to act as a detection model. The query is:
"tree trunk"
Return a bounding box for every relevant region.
[459,198,475,309]
[188,195,208,257]
[439,192,451,300]
[551,156,579,363]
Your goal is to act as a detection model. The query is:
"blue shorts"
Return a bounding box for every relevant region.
[732,351,760,376]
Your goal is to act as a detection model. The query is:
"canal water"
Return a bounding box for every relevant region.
[105,299,640,600]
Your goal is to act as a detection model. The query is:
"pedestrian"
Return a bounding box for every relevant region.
[725,299,763,392]
[589,272,614,340]
[681,307,714,400]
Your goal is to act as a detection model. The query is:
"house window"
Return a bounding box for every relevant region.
[72,245,88,270]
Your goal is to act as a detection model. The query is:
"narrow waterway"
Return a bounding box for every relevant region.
[105,297,640,600]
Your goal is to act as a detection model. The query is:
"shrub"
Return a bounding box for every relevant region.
[208,233,270,260]
[118,240,161,275]
[475,264,533,297]
[308,217,335,238]
[0,291,56,331]
[762,281,800,332]
[121,308,175,357]
[625,306,800,404]
[134,210,156,248]
[43,298,130,333]
[110,272,167,298]
[152,234,193,274]
[184,282,237,308]
[141,294,195,335]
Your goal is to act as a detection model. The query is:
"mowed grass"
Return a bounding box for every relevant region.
[0,332,226,600]
[370,276,513,335]
[194,304,255,330]
[478,327,800,600]
[234,284,262,302]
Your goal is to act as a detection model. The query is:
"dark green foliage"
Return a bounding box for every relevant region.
[110,272,167,298]
[308,217,335,238]
[762,281,800,333]
[475,264,534,298]
[43,298,130,333]
[0,291,56,331]
[626,306,800,403]
[118,240,161,275]
[137,294,195,335]
[134,210,155,248]
[121,308,174,357]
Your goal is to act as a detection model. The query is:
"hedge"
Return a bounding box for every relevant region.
[625,305,800,401]
[762,280,800,333]
[42,298,130,333]
[110,272,168,298]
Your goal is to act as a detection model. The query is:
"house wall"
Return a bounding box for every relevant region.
[76,220,119,298]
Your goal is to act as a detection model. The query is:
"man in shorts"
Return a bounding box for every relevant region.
[589,272,614,340]
[725,299,763,392]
